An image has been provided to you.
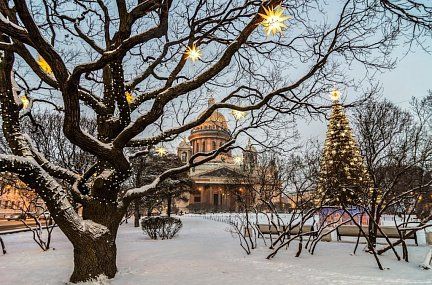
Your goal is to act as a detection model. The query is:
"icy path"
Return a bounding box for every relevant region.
[0,216,431,284]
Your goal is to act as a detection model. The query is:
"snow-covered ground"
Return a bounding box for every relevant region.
[0,216,431,285]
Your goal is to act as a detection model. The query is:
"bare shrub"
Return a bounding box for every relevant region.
[141,216,182,240]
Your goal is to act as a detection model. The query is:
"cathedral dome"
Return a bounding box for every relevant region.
[192,98,229,132]
[187,97,232,162]
[192,110,229,131]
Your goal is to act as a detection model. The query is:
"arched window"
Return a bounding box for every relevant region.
[202,141,206,152]
[219,141,223,147]
[212,141,216,150]
[181,152,187,162]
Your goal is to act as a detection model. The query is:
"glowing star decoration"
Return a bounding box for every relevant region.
[233,156,243,165]
[231,109,247,120]
[37,55,53,75]
[185,44,202,62]
[20,95,29,109]
[125,91,134,104]
[155,146,167,156]
[259,6,291,36]
[330,89,341,101]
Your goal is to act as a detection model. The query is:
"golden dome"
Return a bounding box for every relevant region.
[193,98,229,131]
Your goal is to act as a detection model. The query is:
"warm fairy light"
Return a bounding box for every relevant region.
[37,55,53,75]
[259,6,291,36]
[185,44,202,62]
[231,109,247,120]
[234,156,243,165]
[125,91,134,104]
[330,89,341,101]
[155,146,167,156]
[20,95,29,109]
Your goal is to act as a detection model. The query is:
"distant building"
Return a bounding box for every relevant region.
[0,175,39,218]
[176,98,286,212]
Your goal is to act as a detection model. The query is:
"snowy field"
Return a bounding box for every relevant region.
[0,216,431,285]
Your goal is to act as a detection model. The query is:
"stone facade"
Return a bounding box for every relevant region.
[176,98,263,212]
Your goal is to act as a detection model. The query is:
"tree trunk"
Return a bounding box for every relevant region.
[0,237,6,254]
[368,195,378,250]
[70,234,117,283]
[134,202,141,227]
[167,195,172,217]
[68,202,123,283]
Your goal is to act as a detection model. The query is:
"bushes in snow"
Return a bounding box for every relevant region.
[141,216,182,240]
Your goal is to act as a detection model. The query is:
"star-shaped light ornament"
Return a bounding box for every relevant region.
[20,95,30,109]
[259,5,291,36]
[125,91,134,104]
[330,89,341,101]
[37,55,53,75]
[185,44,202,62]
[234,156,243,165]
[155,146,167,156]
[231,109,247,120]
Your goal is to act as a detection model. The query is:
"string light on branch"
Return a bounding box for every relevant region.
[185,44,202,62]
[20,95,29,109]
[125,91,134,104]
[231,109,247,120]
[259,5,291,36]
[330,89,341,101]
[234,156,243,165]
[155,146,167,156]
[37,55,53,75]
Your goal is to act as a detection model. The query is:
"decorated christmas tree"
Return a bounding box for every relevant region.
[317,91,372,205]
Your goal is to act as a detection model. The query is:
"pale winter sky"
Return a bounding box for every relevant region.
[301,46,432,143]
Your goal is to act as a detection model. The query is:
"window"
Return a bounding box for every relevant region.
[202,141,206,152]
[196,142,200,153]
[194,196,201,203]
[212,141,216,150]
[181,152,187,162]
[213,194,219,206]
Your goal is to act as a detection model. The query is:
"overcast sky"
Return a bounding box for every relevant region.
[299,45,432,143]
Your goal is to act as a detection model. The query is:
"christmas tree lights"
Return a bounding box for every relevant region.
[317,91,372,205]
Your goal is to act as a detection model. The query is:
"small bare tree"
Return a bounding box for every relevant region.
[19,193,56,251]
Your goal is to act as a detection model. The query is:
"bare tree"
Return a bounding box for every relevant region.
[0,0,430,282]
[353,98,432,252]
[18,193,56,251]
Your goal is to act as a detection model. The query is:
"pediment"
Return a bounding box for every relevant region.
[197,166,243,178]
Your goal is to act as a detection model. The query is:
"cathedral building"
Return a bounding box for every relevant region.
[176,98,282,212]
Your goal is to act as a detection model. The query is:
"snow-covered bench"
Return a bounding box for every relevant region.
[256,224,316,237]
[336,225,418,245]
